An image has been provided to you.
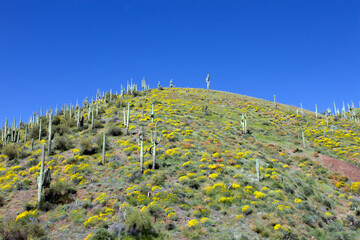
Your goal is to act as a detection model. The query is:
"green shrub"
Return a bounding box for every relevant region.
[53,134,73,151]
[2,144,19,160]
[80,138,96,155]
[0,220,46,240]
[108,126,123,136]
[150,172,166,186]
[89,228,115,240]
[43,181,76,205]
[125,206,156,237]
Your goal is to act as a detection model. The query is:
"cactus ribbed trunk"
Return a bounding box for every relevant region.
[24,125,27,143]
[151,122,161,170]
[39,120,42,141]
[102,131,106,165]
[139,127,144,173]
[37,143,45,206]
[126,102,130,135]
[256,159,260,182]
[151,103,155,123]
[48,113,52,156]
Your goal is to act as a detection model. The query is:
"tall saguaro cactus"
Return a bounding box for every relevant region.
[126,102,130,135]
[37,143,51,207]
[138,127,145,173]
[102,131,106,165]
[48,112,52,156]
[151,103,155,123]
[39,120,42,141]
[151,122,161,170]
[256,159,260,182]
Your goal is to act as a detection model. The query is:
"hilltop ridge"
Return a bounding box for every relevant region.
[0,87,359,240]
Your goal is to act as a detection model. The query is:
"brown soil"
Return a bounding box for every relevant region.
[319,155,360,182]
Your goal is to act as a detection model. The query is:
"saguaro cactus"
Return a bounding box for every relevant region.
[170,79,174,91]
[302,132,306,148]
[241,113,247,134]
[274,95,277,109]
[151,122,161,169]
[256,159,260,182]
[39,120,42,141]
[48,112,52,156]
[138,127,145,173]
[151,103,155,123]
[102,131,106,165]
[126,102,130,135]
[37,143,51,207]
[206,74,210,91]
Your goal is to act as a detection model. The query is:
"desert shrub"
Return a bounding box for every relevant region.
[27,158,39,168]
[43,181,76,205]
[150,172,166,186]
[125,206,156,237]
[53,134,73,151]
[80,138,96,155]
[0,220,27,240]
[148,204,164,220]
[52,116,61,125]
[93,120,103,129]
[89,228,115,240]
[0,220,46,240]
[302,186,314,197]
[108,126,123,136]
[2,144,19,160]
[18,151,31,160]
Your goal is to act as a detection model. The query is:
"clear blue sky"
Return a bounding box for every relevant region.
[1,0,360,124]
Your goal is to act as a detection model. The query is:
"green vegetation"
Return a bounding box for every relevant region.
[0,86,359,239]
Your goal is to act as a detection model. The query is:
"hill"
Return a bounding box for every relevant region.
[0,87,360,240]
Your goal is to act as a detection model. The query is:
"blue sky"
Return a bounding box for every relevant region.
[1,0,360,124]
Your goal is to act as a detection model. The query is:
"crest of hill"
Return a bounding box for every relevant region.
[0,87,360,240]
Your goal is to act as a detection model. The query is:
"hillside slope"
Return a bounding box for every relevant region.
[0,87,360,240]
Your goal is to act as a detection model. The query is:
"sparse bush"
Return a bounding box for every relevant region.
[93,120,103,129]
[80,138,96,155]
[108,126,123,136]
[0,218,46,240]
[2,143,19,160]
[125,206,156,237]
[27,159,39,168]
[89,228,115,240]
[43,181,76,205]
[53,134,73,151]
[150,172,166,186]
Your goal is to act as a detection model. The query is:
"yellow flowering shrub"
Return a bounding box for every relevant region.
[188,219,199,228]
[209,173,219,179]
[93,193,109,205]
[254,191,266,199]
[242,205,250,212]
[16,210,38,224]
[274,224,282,231]
[350,182,360,194]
